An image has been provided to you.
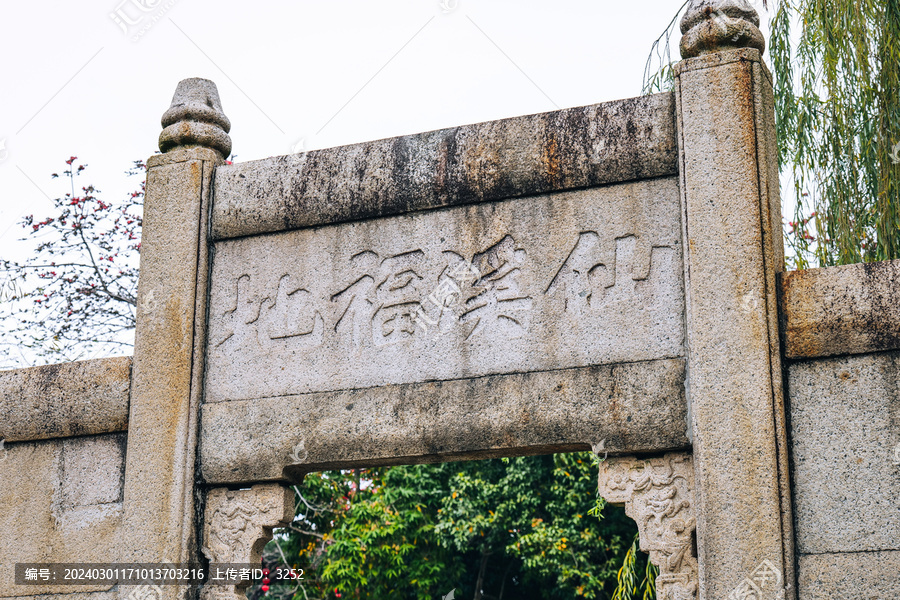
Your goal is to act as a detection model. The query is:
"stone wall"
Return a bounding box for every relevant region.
[0,358,130,599]
[781,260,900,599]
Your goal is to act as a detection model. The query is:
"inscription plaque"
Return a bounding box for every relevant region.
[205,177,684,402]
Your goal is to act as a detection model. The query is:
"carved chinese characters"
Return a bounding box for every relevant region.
[205,178,684,402]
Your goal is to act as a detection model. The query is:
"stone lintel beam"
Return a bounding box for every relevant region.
[0,356,131,443]
[210,93,678,239]
[200,360,689,485]
[780,259,900,359]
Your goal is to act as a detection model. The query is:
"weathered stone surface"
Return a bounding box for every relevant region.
[200,359,689,484]
[199,485,293,600]
[119,145,220,588]
[789,352,900,554]
[0,357,130,442]
[159,78,231,158]
[210,94,678,240]
[60,434,127,508]
[0,434,125,597]
[205,177,684,402]
[598,453,698,600]
[797,551,900,599]
[675,48,794,599]
[781,259,900,359]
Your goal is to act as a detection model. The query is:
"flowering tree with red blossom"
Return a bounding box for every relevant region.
[0,157,144,367]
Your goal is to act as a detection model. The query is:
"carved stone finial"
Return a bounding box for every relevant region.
[599,453,697,600]
[680,0,765,59]
[159,78,232,158]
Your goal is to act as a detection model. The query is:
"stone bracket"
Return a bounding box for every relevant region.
[199,484,293,600]
[598,452,697,600]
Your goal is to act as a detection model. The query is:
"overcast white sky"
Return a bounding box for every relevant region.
[0,1,774,333]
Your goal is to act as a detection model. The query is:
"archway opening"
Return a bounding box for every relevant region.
[248,451,656,600]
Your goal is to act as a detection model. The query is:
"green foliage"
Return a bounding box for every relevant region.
[436,453,635,599]
[772,0,900,267]
[643,0,900,269]
[257,453,642,600]
[609,535,656,600]
[641,0,689,95]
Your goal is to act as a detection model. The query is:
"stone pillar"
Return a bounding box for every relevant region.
[675,2,793,600]
[120,78,230,600]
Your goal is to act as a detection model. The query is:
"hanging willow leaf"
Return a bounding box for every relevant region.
[645,0,900,268]
[773,0,900,267]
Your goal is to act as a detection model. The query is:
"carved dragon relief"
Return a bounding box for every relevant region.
[200,485,294,600]
[598,453,697,600]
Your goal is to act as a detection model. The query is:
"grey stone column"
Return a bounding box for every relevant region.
[120,79,230,600]
[675,2,794,599]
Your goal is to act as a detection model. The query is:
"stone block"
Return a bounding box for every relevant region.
[205,177,684,403]
[797,551,900,599]
[781,259,900,359]
[0,357,131,443]
[789,352,900,554]
[210,93,678,239]
[0,434,125,597]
